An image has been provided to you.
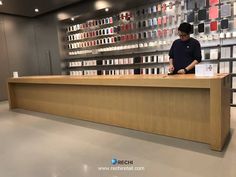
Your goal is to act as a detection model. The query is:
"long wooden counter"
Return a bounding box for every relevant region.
[7,74,231,151]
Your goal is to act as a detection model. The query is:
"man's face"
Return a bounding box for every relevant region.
[178,31,190,41]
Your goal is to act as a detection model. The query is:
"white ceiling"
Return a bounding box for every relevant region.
[0,0,85,17]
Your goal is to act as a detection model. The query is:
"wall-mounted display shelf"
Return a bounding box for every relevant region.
[60,0,236,105]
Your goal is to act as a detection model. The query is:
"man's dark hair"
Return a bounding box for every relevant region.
[178,22,192,34]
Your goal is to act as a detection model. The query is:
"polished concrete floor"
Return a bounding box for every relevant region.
[0,101,235,177]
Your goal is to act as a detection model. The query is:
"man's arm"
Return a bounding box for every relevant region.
[177,60,199,74]
[168,41,175,73]
[186,60,199,71]
[169,58,174,72]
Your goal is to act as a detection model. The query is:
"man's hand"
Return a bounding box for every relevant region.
[177,69,186,74]
[168,64,174,73]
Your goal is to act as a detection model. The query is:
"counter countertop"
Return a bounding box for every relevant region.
[8,74,229,88]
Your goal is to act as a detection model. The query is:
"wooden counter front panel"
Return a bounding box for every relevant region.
[209,77,231,150]
[11,83,210,143]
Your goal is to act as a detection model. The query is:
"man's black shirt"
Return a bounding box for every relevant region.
[169,38,202,73]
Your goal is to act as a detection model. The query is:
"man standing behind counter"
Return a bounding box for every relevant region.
[168,22,202,74]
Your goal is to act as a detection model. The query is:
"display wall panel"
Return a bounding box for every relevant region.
[209,0,219,6]
[221,4,231,18]
[210,49,218,59]
[3,16,39,76]
[210,21,218,31]
[209,6,219,19]
[219,62,230,73]
[187,0,195,10]
[221,47,231,59]
[62,1,182,75]
[233,46,236,58]
[198,9,207,21]
[34,14,61,75]
[234,2,236,15]
[232,77,236,89]
[59,0,236,105]
[233,92,236,104]
[221,19,229,30]
[232,61,236,73]
[0,14,52,100]
[187,12,195,22]
[196,0,206,9]
[0,20,10,100]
